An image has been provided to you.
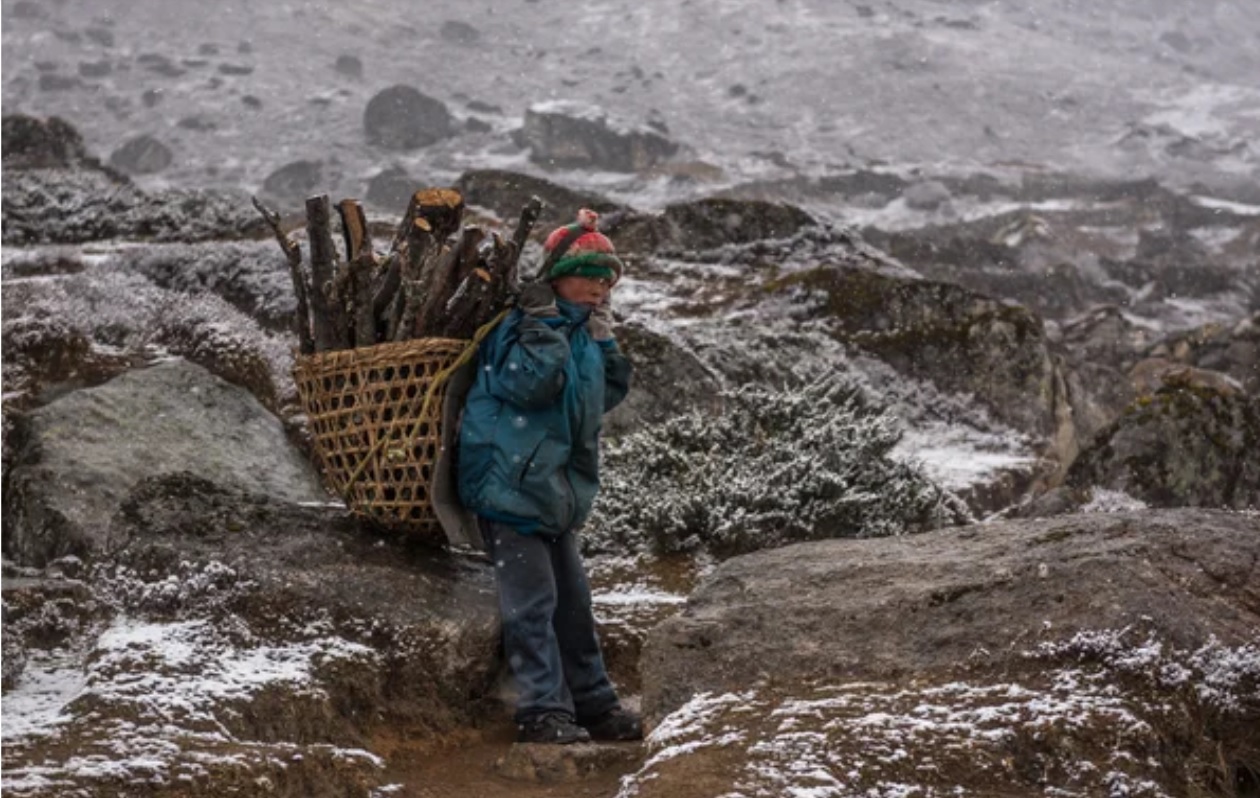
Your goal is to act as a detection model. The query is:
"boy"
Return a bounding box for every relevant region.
[457,209,641,744]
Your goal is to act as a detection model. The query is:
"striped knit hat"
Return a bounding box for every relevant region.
[541,209,624,284]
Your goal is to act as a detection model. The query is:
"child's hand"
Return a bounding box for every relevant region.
[519,282,559,318]
[589,298,616,341]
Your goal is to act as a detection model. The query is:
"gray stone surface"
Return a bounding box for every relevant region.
[901,179,952,210]
[642,509,1260,723]
[1065,385,1260,508]
[259,159,324,204]
[363,84,453,151]
[605,322,722,437]
[522,102,678,173]
[628,509,1260,797]
[108,134,172,175]
[4,359,326,565]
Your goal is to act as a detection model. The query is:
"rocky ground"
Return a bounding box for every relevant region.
[4,112,1258,797]
[630,509,1260,798]
[3,0,1259,790]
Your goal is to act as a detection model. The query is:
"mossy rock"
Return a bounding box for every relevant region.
[605,322,721,437]
[1066,385,1260,508]
[2,114,92,170]
[767,265,1057,437]
[454,169,620,235]
[660,197,816,251]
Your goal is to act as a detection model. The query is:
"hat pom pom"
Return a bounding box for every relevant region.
[576,208,599,231]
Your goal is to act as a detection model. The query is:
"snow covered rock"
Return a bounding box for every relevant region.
[521,101,678,173]
[631,509,1260,798]
[2,476,501,798]
[1,135,261,246]
[1,114,91,170]
[901,178,952,211]
[363,84,454,151]
[623,197,817,254]
[126,241,299,334]
[3,260,294,414]
[1065,384,1260,509]
[4,359,325,566]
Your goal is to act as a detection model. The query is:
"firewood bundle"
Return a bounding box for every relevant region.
[254,189,543,353]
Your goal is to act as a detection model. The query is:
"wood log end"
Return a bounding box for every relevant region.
[414,188,464,209]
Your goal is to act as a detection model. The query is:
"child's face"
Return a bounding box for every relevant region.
[552,276,612,307]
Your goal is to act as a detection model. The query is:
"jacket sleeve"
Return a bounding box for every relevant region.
[598,340,633,413]
[486,311,571,410]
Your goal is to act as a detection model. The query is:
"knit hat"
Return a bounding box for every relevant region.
[541,209,624,284]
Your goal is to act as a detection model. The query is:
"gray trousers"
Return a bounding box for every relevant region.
[480,518,619,723]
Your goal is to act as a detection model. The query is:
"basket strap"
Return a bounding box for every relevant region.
[340,308,512,498]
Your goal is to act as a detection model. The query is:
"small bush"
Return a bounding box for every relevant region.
[588,376,971,559]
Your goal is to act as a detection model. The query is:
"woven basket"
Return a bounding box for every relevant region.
[293,338,469,540]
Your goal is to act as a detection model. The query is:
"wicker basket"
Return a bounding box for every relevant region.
[293,338,472,541]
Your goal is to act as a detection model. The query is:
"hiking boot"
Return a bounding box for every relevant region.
[579,706,644,741]
[517,712,591,745]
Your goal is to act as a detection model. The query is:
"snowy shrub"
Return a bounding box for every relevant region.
[128,242,296,333]
[150,293,289,410]
[4,267,295,411]
[588,376,971,558]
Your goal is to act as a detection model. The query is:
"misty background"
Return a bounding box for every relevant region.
[4,0,1259,212]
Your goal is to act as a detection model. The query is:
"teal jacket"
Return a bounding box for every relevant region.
[456,300,632,536]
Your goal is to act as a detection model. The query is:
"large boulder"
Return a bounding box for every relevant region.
[1065,384,1260,508]
[4,359,326,566]
[2,114,92,170]
[259,159,324,205]
[521,101,678,173]
[454,168,620,233]
[629,510,1260,797]
[769,265,1062,439]
[654,197,817,253]
[364,165,417,211]
[108,135,174,176]
[363,85,453,151]
[604,322,722,437]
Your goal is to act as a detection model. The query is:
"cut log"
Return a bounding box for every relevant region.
[306,194,350,351]
[337,199,379,347]
[415,225,485,338]
[336,198,372,261]
[412,188,465,244]
[387,188,464,256]
[445,232,514,339]
[509,195,545,287]
[392,218,441,341]
[251,196,315,355]
[396,194,469,340]
[371,252,402,326]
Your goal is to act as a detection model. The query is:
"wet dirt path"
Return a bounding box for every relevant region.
[374,721,641,798]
